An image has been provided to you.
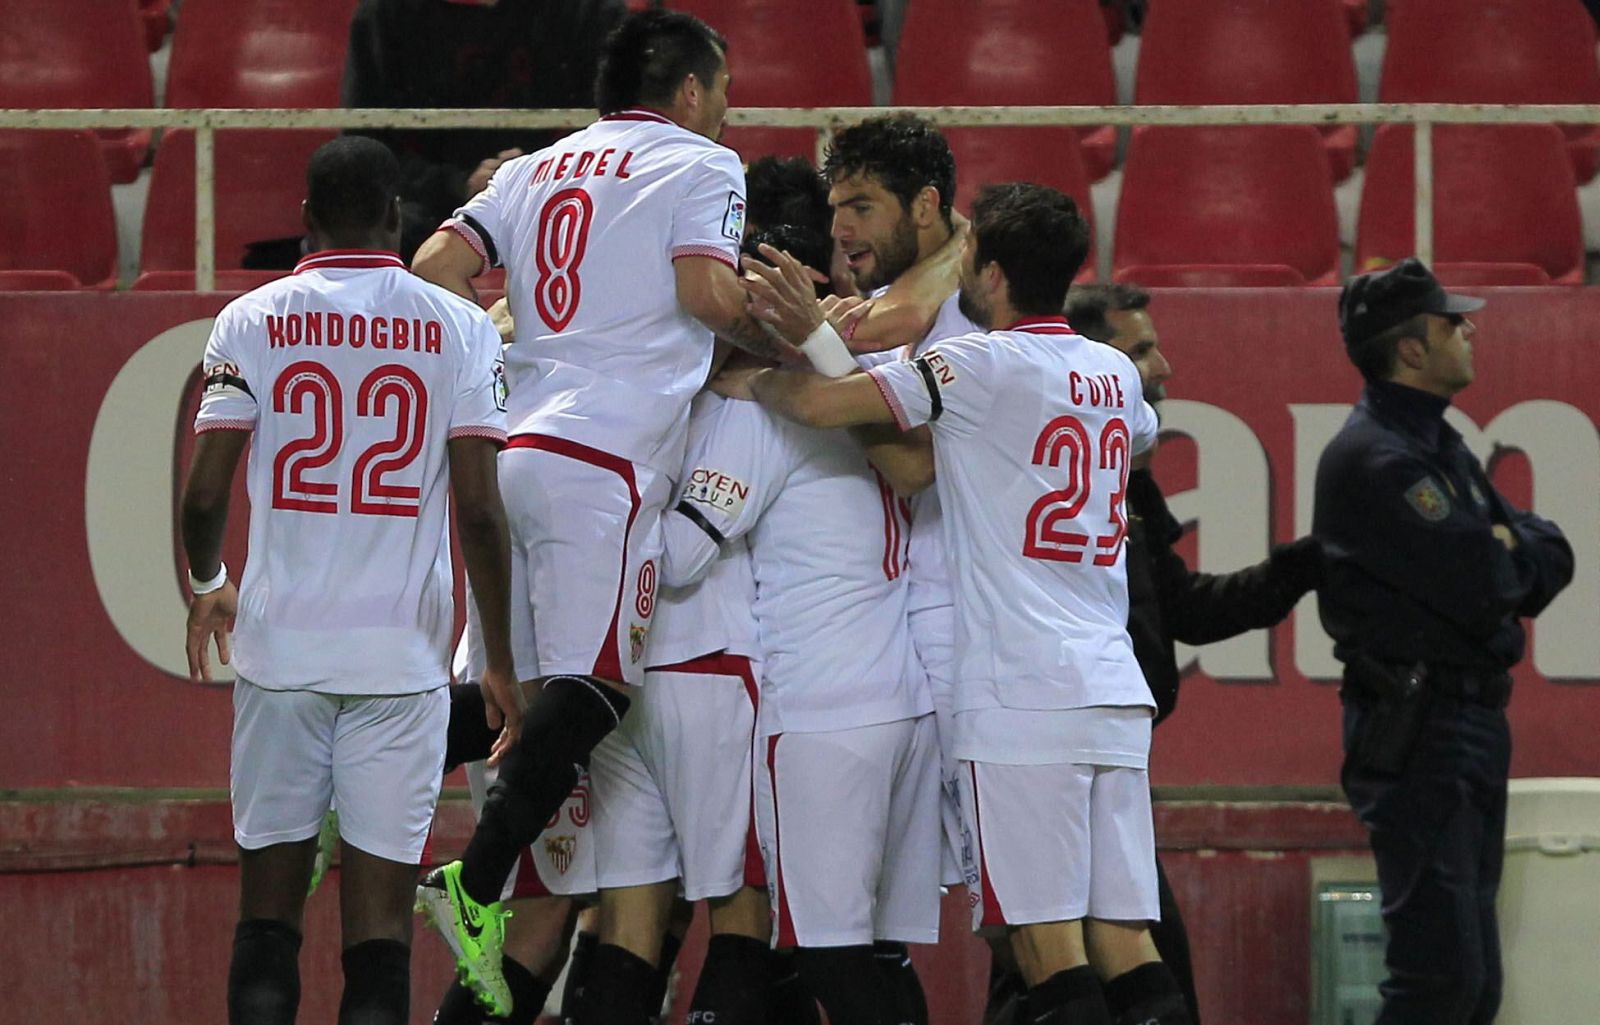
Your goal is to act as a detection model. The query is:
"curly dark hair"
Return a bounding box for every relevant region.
[822,113,955,228]
[745,156,831,242]
[742,223,833,298]
[971,183,1089,316]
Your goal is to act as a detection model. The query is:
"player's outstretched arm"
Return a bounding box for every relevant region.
[180,430,248,682]
[413,229,483,303]
[739,366,899,431]
[676,255,805,365]
[850,423,935,497]
[448,436,519,742]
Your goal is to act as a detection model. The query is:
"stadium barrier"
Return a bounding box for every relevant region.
[5,102,1600,287]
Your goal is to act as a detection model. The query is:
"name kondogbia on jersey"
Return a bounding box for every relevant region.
[264,309,447,354]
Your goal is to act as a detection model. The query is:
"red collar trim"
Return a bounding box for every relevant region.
[1005,315,1075,334]
[294,250,407,274]
[602,108,676,126]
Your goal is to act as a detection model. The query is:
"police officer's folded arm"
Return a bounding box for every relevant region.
[1328,447,1528,638]
[1500,510,1575,618]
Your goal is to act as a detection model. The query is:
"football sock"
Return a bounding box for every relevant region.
[228,919,302,1025]
[434,956,551,1025]
[1102,962,1192,1025]
[460,676,631,904]
[1026,966,1111,1025]
[1150,858,1201,1025]
[561,930,600,1025]
[687,934,772,1025]
[648,929,685,1022]
[982,964,1027,1025]
[444,682,499,774]
[768,948,822,1025]
[793,944,890,1025]
[579,943,658,1025]
[874,942,928,1025]
[337,939,410,1025]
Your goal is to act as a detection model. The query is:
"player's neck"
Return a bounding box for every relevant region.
[308,232,398,255]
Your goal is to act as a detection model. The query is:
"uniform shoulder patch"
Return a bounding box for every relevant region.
[721,192,746,242]
[681,466,749,519]
[1404,476,1452,522]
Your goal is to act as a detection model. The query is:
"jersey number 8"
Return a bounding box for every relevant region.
[534,188,595,332]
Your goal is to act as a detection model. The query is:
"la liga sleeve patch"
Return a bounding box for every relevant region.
[721,192,747,242]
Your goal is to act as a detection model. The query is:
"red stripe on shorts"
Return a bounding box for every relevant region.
[508,846,552,900]
[767,733,799,947]
[735,659,767,889]
[970,763,1009,928]
[505,433,641,682]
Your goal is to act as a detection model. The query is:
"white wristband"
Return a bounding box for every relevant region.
[189,562,229,595]
[799,321,858,379]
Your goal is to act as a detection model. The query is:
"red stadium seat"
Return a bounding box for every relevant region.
[0,271,83,291]
[1381,0,1600,181]
[0,131,118,289]
[138,130,334,287]
[667,0,872,161]
[1114,126,1340,287]
[1135,0,1360,181]
[1343,0,1368,35]
[167,0,360,108]
[0,0,153,183]
[1356,124,1583,286]
[130,270,294,292]
[943,127,1096,281]
[894,0,1119,181]
[139,0,173,51]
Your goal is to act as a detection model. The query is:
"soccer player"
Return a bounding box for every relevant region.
[180,136,513,1025]
[663,291,941,1025]
[408,9,807,1012]
[735,184,1189,1025]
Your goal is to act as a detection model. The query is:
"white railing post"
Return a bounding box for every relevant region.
[195,125,216,292]
[1414,120,1434,266]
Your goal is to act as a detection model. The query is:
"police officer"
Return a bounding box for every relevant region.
[1315,259,1574,1025]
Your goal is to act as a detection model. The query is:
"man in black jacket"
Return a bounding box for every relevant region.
[342,0,627,259]
[1316,260,1573,1025]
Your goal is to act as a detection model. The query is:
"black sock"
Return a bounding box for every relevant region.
[460,677,630,904]
[647,930,685,1022]
[578,942,658,1025]
[982,963,1027,1025]
[1102,962,1191,1025]
[1150,857,1200,1025]
[561,930,600,1025]
[338,939,410,1025]
[445,683,500,774]
[793,945,890,1025]
[1026,966,1110,1025]
[435,956,553,1025]
[874,942,928,1025]
[229,919,303,1025]
[688,934,772,1025]
[768,948,821,1025]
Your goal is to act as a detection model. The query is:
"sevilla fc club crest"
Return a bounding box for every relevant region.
[629,623,649,664]
[545,834,577,875]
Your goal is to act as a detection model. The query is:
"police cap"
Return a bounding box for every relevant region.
[1339,258,1485,348]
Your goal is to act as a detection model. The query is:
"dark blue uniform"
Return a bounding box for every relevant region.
[1314,379,1573,1025]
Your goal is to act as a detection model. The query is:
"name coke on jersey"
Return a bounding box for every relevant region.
[264,311,445,354]
[1069,369,1127,409]
[530,147,635,185]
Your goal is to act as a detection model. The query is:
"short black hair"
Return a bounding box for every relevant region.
[822,113,955,228]
[595,9,726,116]
[305,136,400,236]
[1065,283,1151,343]
[970,183,1089,316]
[742,224,833,298]
[746,156,830,242]
[1349,313,1428,382]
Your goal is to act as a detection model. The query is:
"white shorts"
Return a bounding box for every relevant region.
[501,435,672,687]
[589,653,763,899]
[959,760,1158,930]
[466,760,597,899]
[231,678,446,864]
[908,604,970,888]
[757,715,942,948]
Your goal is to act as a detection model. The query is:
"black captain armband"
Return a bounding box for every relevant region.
[913,357,944,421]
[675,501,727,545]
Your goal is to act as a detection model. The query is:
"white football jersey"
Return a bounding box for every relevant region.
[446,109,746,475]
[662,396,926,734]
[194,250,508,694]
[646,395,759,669]
[868,316,1159,714]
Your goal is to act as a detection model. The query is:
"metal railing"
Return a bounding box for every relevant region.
[5,103,1598,290]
